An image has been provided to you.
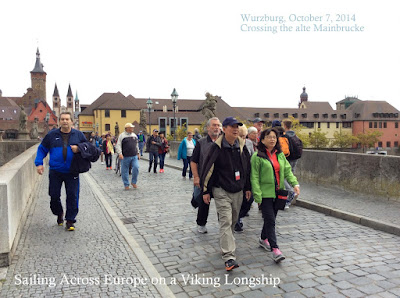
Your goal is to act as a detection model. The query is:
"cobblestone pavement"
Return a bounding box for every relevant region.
[0,166,161,298]
[85,155,400,297]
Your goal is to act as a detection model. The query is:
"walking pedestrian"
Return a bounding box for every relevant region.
[115,123,140,190]
[102,134,114,170]
[35,112,88,231]
[147,129,161,173]
[234,125,255,233]
[177,131,196,179]
[200,117,252,271]
[158,132,169,173]
[138,131,146,156]
[190,117,221,234]
[193,128,202,142]
[250,128,300,263]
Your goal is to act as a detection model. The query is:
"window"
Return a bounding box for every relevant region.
[54,103,58,108]
[369,122,372,128]
[395,141,399,147]
[170,117,177,133]
[396,122,399,129]
[378,141,382,147]
[105,110,110,117]
[343,122,352,128]
[159,117,167,134]
[386,141,391,148]
[274,113,279,118]
[299,122,314,128]
[283,113,288,118]
[374,122,377,128]
[105,124,110,131]
[318,122,321,129]
[327,122,330,128]
[384,122,387,128]
[264,113,269,118]
[314,114,319,119]
[336,122,339,129]
[180,118,188,130]
[379,122,382,128]
[68,103,72,108]
[121,110,126,118]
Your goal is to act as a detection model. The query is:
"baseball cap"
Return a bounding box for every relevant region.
[125,123,134,128]
[252,117,265,123]
[272,120,281,127]
[153,129,159,132]
[222,116,243,127]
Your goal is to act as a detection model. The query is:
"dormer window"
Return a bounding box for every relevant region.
[274,113,279,118]
[254,112,260,117]
[331,114,337,118]
[283,113,288,118]
[264,113,269,118]
[340,114,346,119]
[302,113,307,118]
[313,113,319,119]
[292,113,298,118]
[354,113,360,118]
[323,113,328,118]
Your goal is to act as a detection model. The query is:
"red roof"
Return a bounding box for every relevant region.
[28,101,58,125]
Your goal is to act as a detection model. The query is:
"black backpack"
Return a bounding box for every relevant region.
[285,134,303,160]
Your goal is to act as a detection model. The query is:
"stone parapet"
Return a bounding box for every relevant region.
[0,144,43,267]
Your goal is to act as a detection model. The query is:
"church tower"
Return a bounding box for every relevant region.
[74,91,80,113]
[52,83,61,119]
[299,86,308,107]
[66,84,74,114]
[30,48,47,102]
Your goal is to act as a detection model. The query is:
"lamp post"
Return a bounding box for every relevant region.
[96,123,99,133]
[146,98,153,134]
[171,88,179,141]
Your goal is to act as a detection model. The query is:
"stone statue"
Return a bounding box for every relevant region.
[114,122,120,136]
[139,110,147,134]
[30,117,39,139]
[19,105,27,132]
[202,92,217,120]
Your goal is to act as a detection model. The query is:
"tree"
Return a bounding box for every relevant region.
[356,130,383,152]
[308,129,329,149]
[331,131,358,149]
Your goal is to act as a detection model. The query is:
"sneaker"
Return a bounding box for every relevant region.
[66,221,75,231]
[131,183,137,189]
[101,162,104,165]
[225,259,239,271]
[272,248,285,263]
[292,194,298,205]
[57,212,64,226]
[124,186,130,190]
[285,203,290,209]
[182,176,186,180]
[197,225,207,234]
[234,222,243,233]
[259,237,271,251]
[159,169,164,173]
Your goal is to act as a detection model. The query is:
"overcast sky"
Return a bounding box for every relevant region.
[1,0,399,111]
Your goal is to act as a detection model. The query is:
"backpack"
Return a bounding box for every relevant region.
[285,134,303,160]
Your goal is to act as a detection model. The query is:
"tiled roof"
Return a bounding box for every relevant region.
[346,101,400,121]
[28,101,58,125]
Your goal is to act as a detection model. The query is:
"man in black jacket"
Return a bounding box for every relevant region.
[201,117,252,271]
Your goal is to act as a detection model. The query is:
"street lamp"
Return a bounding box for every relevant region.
[146,98,153,134]
[171,88,179,141]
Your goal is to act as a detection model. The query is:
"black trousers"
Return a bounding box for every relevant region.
[105,153,112,168]
[196,199,210,226]
[260,198,279,249]
[49,170,80,222]
[238,193,254,219]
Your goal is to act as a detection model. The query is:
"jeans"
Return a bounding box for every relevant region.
[182,156,192,178]
[49,169,80,222]
[121,156,139,187]
[149,152,159,172]
[105,153,112,168]
[159,152,166,169]
[284,159,298,204]
[260,198,279,249]
[139,142,145,156]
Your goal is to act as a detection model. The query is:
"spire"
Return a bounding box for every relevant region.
[31,48,45,73]
[74,91,79,102]
[53,83,59,97]
[67,84,73,97]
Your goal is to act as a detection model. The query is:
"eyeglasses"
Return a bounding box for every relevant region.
[265,136,277,140]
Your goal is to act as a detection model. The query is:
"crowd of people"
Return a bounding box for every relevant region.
[35,113,302,271]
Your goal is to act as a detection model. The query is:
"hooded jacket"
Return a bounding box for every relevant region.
[70,142,101,174]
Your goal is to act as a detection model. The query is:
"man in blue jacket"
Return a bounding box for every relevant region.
[35,112,87,231]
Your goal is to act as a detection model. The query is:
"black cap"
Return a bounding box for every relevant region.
[252,117,265,123]
[272,120,281,127]
[222,117,243,127]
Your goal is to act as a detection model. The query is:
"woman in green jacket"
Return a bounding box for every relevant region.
[251,128,300,263]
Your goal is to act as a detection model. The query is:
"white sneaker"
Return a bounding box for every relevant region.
[101,162,104,165]
[197,225,207,234]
